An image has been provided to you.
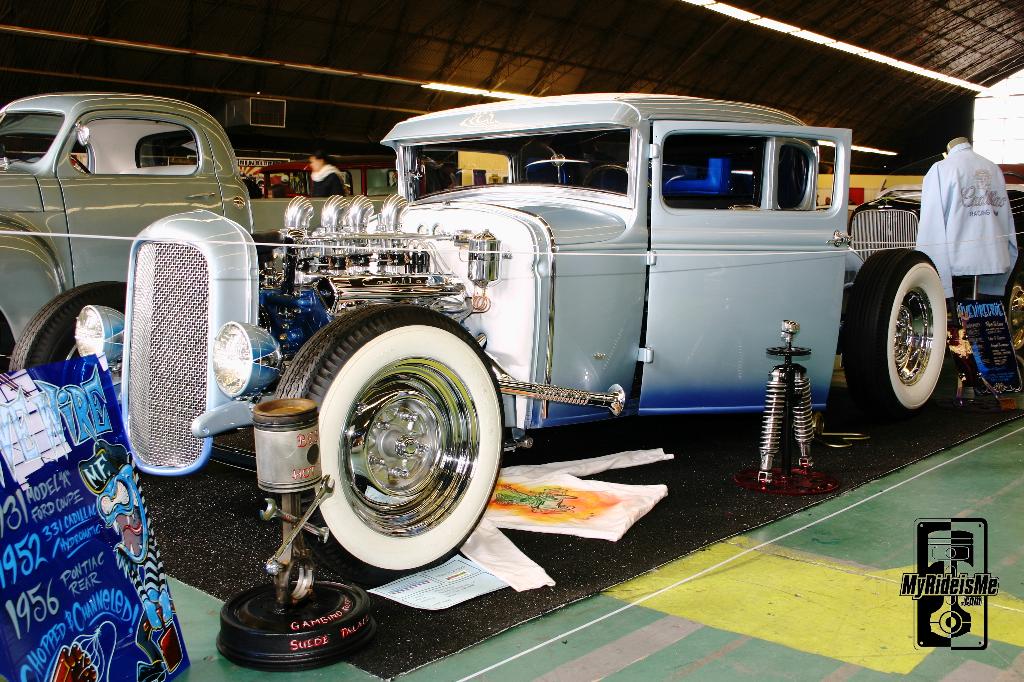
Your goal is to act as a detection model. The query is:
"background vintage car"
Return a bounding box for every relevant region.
[848,167,1024,349]
[89,94,948,584]
[0,93,336,371]
[258,157,398,199]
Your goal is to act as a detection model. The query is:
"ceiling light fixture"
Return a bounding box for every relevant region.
[677,1,985,92]
[423,82,535,100]
[818,140,898,156]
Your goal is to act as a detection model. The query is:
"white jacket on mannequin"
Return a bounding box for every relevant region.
[916,142,1016,298]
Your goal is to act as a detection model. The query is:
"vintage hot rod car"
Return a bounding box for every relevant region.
[0,93,326,371]
[849,171,1024,350]
[72,94,947,582]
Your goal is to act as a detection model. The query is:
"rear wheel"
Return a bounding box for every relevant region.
[843,250,946,418]
[1004,259,1024,352]
[10,282,125,370]
[276,304,503,585]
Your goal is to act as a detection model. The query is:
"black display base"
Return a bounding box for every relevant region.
[217,581,375,671]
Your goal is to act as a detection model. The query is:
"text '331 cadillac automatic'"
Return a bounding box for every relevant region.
[76,94,948,582]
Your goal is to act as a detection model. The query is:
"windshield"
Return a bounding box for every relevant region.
[408,128,632,200]
[879,154,942,194]
[0,112,64,164]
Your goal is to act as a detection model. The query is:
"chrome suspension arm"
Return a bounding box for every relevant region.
[489,360,625,416]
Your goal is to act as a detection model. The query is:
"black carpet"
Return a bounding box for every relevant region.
[141,367,1021,679]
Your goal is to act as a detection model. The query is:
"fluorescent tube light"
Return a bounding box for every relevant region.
[423,83,492,96]
[676,0,985,92]
[706,3,760,21]
[423,83,535,100]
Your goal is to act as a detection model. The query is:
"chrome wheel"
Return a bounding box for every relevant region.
[1009,281,1024,351]
[893,287,934,386]
[342,357,478,538]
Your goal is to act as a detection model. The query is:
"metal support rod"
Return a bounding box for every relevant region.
[490,360,625,415]
[273,493,301,609]
[781,364,794,478]
[260,498,331,542]
[266,476,334,578]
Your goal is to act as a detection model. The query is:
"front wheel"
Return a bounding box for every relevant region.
[843,250,946,418]
[10,281,126,370]
[276,304,503,585]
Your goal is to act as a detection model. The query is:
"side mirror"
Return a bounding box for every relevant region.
[75,122,91,147]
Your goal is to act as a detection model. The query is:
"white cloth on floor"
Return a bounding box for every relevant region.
[499,448,674,479]
[460,448,673,590]
[460,517,555,592]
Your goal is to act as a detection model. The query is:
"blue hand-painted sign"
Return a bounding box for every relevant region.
[0,355,188,682]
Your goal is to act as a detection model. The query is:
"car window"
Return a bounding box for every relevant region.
[366,167,398,196]
[136,127,198,170]
[74,118,199,175]
[0,112,64,164]
[777,143,813,210]
[662,134,765,209]
[337,167,360,195]
[410,128,632,200]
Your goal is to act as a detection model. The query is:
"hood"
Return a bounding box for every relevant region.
[421,194,626,246]
[0,172,43,212]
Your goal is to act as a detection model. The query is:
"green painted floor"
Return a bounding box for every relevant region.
[171,420,1024,681]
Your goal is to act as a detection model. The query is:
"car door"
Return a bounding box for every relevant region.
[56,112,223,284]
[639,121,851,413]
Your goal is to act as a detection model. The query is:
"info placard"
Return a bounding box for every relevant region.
[0,355,188,682]
[956,299,1022,393]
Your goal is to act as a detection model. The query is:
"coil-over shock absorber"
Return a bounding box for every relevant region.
[792,371,814,469]
[736,320,840,495]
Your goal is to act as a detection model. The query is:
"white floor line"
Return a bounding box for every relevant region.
[454,423,1024,682]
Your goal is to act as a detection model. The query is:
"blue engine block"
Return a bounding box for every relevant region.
[259,288,332,356]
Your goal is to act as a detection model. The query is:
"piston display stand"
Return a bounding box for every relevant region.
[218,399,375,671]
[735,321,841,495]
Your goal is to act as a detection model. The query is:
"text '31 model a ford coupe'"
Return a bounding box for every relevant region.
[74,95,947,582]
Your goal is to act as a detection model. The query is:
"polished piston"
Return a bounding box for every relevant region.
[253,398,322,493]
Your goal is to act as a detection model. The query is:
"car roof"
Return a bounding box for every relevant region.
[2,92,220,126]
[382,93,803,146]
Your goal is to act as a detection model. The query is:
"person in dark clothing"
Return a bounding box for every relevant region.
[309,150,350,197]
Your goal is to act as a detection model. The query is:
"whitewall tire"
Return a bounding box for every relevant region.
[275,304,502,584]
[844,250,946,418]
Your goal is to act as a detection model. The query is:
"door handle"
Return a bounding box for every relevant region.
[186,192,217,200]
[826,230,852,248]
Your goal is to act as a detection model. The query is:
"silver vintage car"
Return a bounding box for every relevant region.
[78,94,946,582]
[0,93,327,370]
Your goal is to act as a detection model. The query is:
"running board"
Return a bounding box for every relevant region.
[490,361,625,416]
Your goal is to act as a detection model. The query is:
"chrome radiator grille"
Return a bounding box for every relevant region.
[850,208,919,259]
[127,242,210,468]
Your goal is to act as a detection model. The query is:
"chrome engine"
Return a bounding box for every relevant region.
[259,195,490,341]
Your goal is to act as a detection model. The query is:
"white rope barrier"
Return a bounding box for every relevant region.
[0,227,1021,260]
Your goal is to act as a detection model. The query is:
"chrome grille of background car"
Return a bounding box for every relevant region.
[850,209,919,260]
[127,242,209,468]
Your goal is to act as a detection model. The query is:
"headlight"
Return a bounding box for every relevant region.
[212,322,282,398]
[74,306,125,363]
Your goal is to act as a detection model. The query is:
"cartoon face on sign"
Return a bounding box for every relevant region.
[98,466,149,562]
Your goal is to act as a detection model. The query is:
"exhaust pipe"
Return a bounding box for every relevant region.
[489,360,625,416]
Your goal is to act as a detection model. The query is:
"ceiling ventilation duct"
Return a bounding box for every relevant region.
[225,97,287,128]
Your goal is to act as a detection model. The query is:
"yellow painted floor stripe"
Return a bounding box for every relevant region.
[606,536,1024,675]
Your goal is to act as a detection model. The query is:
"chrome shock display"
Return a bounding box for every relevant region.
[736,320,841,496]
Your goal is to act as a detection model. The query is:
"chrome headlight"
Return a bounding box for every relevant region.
[74,305,125,363]
[212,322,282,398]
